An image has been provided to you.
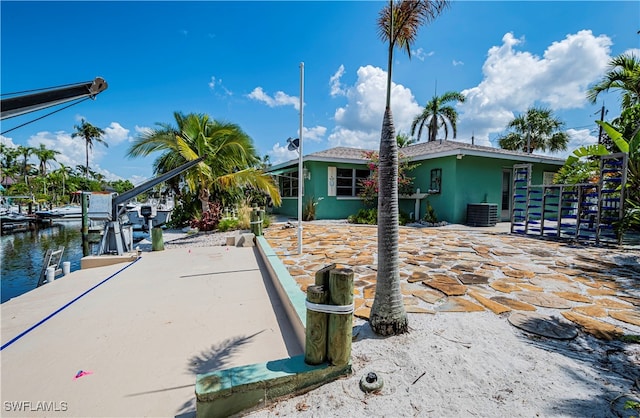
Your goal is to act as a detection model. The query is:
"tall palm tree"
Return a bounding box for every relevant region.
[128,112,281,213]
[51,163,71,201]
[370,0,449,336]
[497,107,569,154]
[396,133,417,148]
[587,53,640,110]
[72,119,107,179]
[16,145,34,184]
[33,144,60,176]
[411,91,465,142]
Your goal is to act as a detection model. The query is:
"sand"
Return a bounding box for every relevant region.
[247,312,639,417]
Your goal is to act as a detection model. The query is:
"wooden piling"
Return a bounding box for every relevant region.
[81,192,89,256]
[151,227,164,251]
[314,263,336,287]
[327,268,354,367]
[304,285,328,365]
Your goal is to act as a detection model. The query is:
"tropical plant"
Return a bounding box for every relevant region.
[72,119,107,180]
[16,145,34,183]
[497,107,569,154]
[358,150,416,206]
[396,133,416,148]
[32,143,60,176]
[128,112,281,217]
[370,0,449,336]
[411,91,465,142]
[302,196,323,221]
[587,53,640,109]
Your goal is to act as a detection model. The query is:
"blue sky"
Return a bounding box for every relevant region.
[1,1,638,185]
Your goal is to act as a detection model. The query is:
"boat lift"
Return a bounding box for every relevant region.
[98,156,205,255]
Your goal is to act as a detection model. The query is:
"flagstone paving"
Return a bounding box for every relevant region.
[264,222,640,341]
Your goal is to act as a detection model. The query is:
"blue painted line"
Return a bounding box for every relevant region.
[1,257,141,351]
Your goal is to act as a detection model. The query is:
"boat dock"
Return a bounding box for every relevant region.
[0,242,303,417]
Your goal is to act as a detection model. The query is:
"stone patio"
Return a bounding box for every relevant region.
[264,222,640,341]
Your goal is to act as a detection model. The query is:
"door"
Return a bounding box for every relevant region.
[501,169,511,221]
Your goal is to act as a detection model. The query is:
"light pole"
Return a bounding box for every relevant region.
[298,62,304,255]
[286,63,305,255]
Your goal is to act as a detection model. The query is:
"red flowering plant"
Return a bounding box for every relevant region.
[358,150,416,206]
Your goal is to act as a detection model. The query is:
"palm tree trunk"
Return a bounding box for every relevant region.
[369,107,408,335]
[85,142,90,180]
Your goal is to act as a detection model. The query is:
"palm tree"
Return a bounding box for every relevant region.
[16,145,34,184]
[587,53,640,109]
[411,91,465,142]
[497,107,569,154]
[72,119,107,179]
[370,0,449,337]
[33,144,60,176]
[51,163,71,201]
[128,112,281,213]
[396,133,417,148]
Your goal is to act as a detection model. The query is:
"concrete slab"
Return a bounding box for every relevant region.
[1,246,302,417]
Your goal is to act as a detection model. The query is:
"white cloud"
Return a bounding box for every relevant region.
[329,65,346,97]
[302,126,327,142]
[103,122,130,145]
[209,76,232,96]
[0,135,18,148]
[269,142,299,165]
[327,65,421,149]
[134,125,152,137]
[457,30,613,146]
[247,87,300,110]
[452,60,464,66]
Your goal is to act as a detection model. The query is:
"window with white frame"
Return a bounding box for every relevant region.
[279,170,298,197]
[336,168,370,197]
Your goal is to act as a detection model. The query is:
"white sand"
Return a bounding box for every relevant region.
[248,312,640,417]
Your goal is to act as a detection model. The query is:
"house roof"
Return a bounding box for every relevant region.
[268,140,566,171]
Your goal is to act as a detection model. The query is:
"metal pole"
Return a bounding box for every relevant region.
[298,62,304,255]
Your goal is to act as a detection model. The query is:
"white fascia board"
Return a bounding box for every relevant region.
[406,148,565,166]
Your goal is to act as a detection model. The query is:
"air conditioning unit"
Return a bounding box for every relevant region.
[467,203,498,227]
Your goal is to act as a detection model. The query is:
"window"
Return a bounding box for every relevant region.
[336,168,370,197]
[543,171,555,185]
[279,170,298,198]
[429,168,442,194]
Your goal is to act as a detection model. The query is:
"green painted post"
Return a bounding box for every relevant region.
[327,268,354,367]
[151,227,164,251]
[304,285,328,365]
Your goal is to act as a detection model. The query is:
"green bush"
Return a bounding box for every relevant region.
[218,218,239,232]
[348,208,410,226]
[423,200,438,223]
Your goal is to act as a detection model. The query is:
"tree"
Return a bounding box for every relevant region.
[370,0,449,336]
[128,112,281,214]
[33,143,60,176]
[587,53,640,109]
[411,91,465,142]
[396,133,416,148]
[72,119,107,180]
[497,107,569,154]
[16,145,34,184]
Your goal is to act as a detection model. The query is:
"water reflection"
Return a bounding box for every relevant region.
[1,221,87,303]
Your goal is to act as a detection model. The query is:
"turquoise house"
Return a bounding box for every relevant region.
[267,140,565,224]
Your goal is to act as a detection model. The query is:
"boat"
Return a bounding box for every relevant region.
[124,197,174,231]
[35,204,82,220]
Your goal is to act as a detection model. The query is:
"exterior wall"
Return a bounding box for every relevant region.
[270,160,371,220]
[270,155,562,224]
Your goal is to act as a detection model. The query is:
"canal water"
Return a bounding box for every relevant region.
[1,221,86,303]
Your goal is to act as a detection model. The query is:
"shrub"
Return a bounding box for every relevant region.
[348,208,409,225]
[423,200,438,223]
[190,201,223,231]
[217,218,239,232]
